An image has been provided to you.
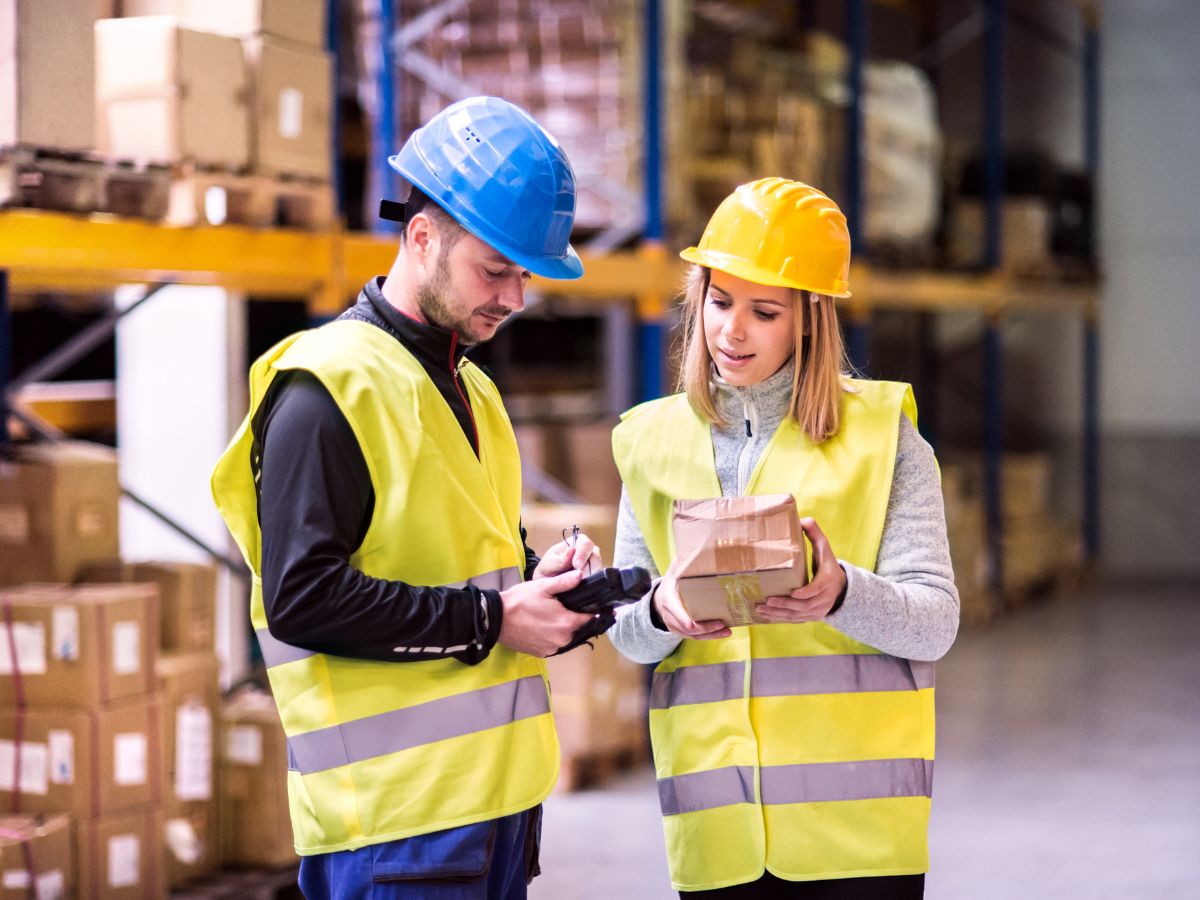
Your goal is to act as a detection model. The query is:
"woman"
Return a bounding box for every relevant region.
[608,178,959,899]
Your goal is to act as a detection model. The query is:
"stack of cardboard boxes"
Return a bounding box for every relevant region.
[0,440,235,893]
[399,0,635,231]
[98,0,332,181]
[942,452,1082,624]
[76,562,223,888]
[0,582,164,899]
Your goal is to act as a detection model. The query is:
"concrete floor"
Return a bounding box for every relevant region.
[533,579,1200,899]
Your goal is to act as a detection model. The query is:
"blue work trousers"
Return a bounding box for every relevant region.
[298,807,540,899]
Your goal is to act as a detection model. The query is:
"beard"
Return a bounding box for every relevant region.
[415,251,509,345]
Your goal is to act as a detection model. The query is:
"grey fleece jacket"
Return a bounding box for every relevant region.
[607,365,959,664]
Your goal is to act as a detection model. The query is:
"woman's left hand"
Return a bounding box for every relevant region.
[756,517,847,623]
[533,533,602,579]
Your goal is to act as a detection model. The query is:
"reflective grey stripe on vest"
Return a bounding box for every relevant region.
[658,765,756,816]
[255,565,523,669]
[751,655,935,697]
[650,655,933,709]
[760,758,934,805]
[650,661,746,709]
[659,758,933,816]
[286,674,550,775]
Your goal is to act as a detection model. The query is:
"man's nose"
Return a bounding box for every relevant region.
[496,274,526,311]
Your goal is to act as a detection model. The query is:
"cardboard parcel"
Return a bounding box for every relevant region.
[671,494,808,626]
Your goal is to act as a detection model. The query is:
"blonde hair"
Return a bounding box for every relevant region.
[676,265,854,443]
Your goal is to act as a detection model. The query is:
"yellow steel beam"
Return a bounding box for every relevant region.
[0,210,333,297]
[0,210,1096,319]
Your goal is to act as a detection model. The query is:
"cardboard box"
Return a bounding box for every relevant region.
[220,689,293,868]
[0,442,119,587]
[76,806,164,900]
[520,503,618,567]
[122,0,326,48]
[95,17,251,169]
[156,653,219,887]
[0,813,73,899]
[0,0,109,150]
[671,495,808,626]
[247,36,332,180]
[547,637,645,766]
[0,693,163,818]
[78,561,216,652]
[0,583,158,708]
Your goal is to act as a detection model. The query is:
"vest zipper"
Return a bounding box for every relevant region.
[448,333,480,454]
[736,393,758,495]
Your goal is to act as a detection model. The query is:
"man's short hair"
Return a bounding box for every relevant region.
[403,190,464,250]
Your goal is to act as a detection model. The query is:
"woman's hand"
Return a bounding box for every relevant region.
[532,533,602,579]
[654,571,732,640]
[756,517,847,623]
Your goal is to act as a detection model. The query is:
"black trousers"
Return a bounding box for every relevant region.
[683,873,924,899]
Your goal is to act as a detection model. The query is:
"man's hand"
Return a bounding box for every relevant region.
[653,571,732,640]
[498,569,594,657]
[532,533,602,579]
[756,517,847,623]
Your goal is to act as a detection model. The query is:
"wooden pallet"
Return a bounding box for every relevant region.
[166,166,335,230]
[0,145,170,218]
[171,865,301,900]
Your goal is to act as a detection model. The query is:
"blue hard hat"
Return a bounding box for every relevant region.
[386,96,583,280]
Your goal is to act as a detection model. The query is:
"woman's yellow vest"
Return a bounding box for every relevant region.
[211,320,559,856]
[612,379,934,891]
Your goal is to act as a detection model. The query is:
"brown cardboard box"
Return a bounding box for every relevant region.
[561,421,623,506]
[79,561,216,652]
[0,693,163,818]
[247,36,332,180]
[671,495,808,626]
[520,503,618,565]
[220,689,294,868]
[0,442,119,587]
[95,17,250,169]
[0,583,158,708]
[949,198,1054,271]
[546,637,645,767]
[0,0,109,150]
[0,813,73,899]
[156,653,218,887]
[75,806,164,900]
[122,0,326,48]
[547,638,620,759]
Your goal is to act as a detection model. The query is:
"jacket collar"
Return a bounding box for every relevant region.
[357,276,470,370]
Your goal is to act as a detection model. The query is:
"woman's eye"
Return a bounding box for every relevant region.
[708,296,730,309]
[755,310,780,321]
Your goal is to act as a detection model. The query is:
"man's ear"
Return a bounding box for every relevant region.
[405,212,438,270]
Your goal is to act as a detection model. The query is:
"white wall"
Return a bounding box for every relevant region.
[115,285,250,686]
[1099,0,1200,431]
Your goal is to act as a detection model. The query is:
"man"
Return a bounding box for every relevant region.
[212,97,600,898]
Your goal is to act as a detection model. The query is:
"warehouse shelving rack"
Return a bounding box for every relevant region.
[0,0,1100,606]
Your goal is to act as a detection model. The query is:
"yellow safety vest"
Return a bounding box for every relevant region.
[612,379,934,891]
[211,319,559,856]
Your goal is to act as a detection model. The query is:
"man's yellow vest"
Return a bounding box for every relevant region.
[211,320,559,856]
[612,379,934,891]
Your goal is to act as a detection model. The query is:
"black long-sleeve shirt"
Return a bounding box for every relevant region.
[252,277,538,665]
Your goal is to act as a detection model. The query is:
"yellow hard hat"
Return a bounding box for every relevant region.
[680,177,852,298]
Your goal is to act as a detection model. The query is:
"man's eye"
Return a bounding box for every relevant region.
[484,268,504,279]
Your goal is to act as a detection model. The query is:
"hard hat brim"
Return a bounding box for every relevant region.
[679,247,851,298]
